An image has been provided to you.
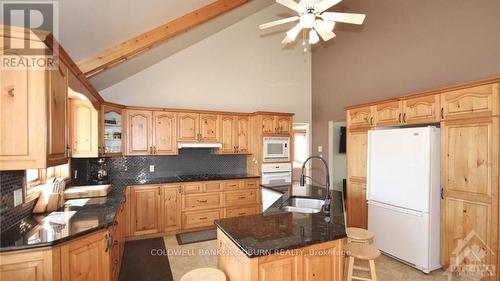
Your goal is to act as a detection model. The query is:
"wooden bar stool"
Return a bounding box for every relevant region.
[345,242,381,281]
[180,268,226,281]
[346,227,374,244]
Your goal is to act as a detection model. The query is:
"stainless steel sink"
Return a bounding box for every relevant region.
[280,197,325,214]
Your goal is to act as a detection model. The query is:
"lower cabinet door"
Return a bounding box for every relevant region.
[130,185,160,236]
[346,181,368,229]
[259,256,302,281]
[161,185,182,232]
[0,247,55,281]
[303,241,344,281]
[60,231,110,281]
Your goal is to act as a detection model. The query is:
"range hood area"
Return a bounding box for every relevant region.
[177,142,222,149]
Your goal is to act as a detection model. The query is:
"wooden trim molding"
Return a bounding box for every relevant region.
[77,0,250,78]
[345,76,500,110]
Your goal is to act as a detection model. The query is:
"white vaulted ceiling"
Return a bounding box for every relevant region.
[55,0,274,90]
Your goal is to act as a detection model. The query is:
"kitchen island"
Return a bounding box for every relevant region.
[214,184,347,281]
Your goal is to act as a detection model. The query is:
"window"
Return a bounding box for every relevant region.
[25,163,70,196]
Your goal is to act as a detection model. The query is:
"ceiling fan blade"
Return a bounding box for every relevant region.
[285,22,303,41]
[313,20,336,41]
[276,0,300,12]
[315,0,343,13]
[321,12,366,25]
[259,16,300,30]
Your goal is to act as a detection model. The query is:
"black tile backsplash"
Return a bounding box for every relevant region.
[71,148,247,185]
[0,171,37,232]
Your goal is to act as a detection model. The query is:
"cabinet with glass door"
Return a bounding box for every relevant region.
[100,104,124,156]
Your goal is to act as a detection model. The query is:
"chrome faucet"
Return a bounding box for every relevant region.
[299,156,331,214]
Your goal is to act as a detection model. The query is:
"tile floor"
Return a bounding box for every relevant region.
[163,235,458,281]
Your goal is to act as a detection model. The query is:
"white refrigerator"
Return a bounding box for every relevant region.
[367,126,441,273]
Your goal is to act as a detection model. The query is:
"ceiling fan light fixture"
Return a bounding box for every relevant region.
[308,29,319,44]
[299,13,316,28]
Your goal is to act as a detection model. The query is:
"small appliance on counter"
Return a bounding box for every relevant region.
[89,158,110,185]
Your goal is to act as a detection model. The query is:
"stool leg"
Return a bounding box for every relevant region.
[347,257,355,281]
[369,259,377,281]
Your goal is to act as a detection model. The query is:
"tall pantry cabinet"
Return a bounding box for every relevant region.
[345,79,499,276]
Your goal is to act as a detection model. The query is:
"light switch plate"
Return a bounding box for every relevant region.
[318,146,323,153]
[14,189,23,207]
[149,165,155,172]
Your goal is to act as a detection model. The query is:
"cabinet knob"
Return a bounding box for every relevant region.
[440,108,445,120]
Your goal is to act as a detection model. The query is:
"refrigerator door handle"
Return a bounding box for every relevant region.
[367,200,424,217]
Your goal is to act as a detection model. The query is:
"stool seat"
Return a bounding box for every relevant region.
[345,242,381,260]
[346,227,374,241]
[180,268,226,281]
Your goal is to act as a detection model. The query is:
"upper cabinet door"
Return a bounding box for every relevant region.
[374,100,402,126]
[0,50,47,170]
[261,115,276,134]
[101,105,123,156]
[235,116,251,153]
[402,94,440,124]
[441,83,499,120]
[347,106,374,128]
[153,111,177,155]
[48,63,68,166]
[220,115,236,154]
[200,114,219,142]
[125,110,152,155]
[178,112,199,142]
[70,99,98,158]
[276,116,291,135]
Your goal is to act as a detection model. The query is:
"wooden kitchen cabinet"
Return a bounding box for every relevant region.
[69,98,99,158]
[219,115,251,154]
[200,114,219,142]
[100,104,124,156]
[153,111,177,155]
[259,115,292,136]
[130,185,161,236]
[177,112,200,141]
[440,117,498,268]
[178,112,220,142]
[374,100,402,126]
[346,128,368,180]
[125,109,177,155]
[161,185,182,232]
[125,109,153,155]
[401,94,441,124]
[441,83,499,120]
[346,180,368,229]
[347,105,374,128]
[0,37,72,170]
[0,247,58,281]
[60,230,111,281]
[47,63,69,166]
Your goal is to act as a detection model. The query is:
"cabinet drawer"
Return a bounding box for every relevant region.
[224,205,260,218]
[182,209,221,229]
[205,181,222,193]
[223,190,259,207]
[243,179,259,189]
[183,183,204,194]
[223,180,242,190]
[182,193,221,211]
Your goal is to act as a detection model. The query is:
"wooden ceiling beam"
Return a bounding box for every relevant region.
[77,0,250,78]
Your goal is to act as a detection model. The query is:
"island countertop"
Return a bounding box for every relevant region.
[214,183,347,258]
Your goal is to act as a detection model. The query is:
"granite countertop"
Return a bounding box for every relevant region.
[0,174,259,252]
[214,183,347,258]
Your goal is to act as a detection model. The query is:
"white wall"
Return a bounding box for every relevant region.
[328,121,346,191]
[101,4,312,124]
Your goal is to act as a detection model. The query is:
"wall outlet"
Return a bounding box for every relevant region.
[318,146,323,153]
[13,189,23,207]
[149,165,155,173]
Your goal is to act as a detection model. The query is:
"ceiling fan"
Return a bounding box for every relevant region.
[259,0,366,46]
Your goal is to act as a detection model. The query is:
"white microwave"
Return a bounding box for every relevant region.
[263,137,290,162]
